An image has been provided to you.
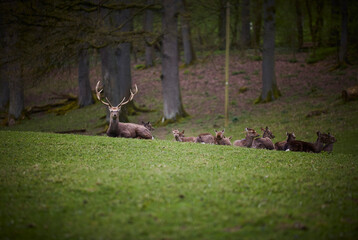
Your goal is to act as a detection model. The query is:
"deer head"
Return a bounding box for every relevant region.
[96,81,138,121]
[261,126,275,139]
[246,128,260,138]
[172,129,185,141]
[214,129,225,140]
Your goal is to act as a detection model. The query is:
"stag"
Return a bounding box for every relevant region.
[96,81,153,139]
[252,127,275,150]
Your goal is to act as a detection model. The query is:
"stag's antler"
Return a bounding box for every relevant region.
[95,81,138,108]
[95,81,112,107]
[116,84,138,108]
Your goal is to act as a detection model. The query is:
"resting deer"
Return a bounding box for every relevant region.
[252,126,275,150]
[96,81,153,139]
[141,121,154,131]
[286,131,326,153]
[321,133,337,153]
[233,128,259,147]
[172,129,196,142]
[214,130,232,145]
[275,132,296,151]
[196,133,215,144]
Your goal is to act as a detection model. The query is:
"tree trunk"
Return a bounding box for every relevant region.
[295,0,303,50]
[78,47,94,107]
[339,0,348,64]
[144,0,155,68]
[115,3,133,121]
[257,0,280,103]
[252,0,262,50]
[161,0,188,123]
[218,0,227,50]
[0,69,9,112]
[8,63,24,119]
[240,0,251,48]
[180,0,196,65]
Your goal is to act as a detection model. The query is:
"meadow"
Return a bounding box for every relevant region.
[1,51,358,239]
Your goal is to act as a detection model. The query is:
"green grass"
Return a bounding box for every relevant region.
[1,131,358,239]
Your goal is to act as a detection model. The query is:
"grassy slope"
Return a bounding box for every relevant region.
[1,131,357,239]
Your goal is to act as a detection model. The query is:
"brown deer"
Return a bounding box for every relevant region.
[172,130,196,142]
[286,131,327,153]
[252,126,275,150]
[275,132,296,151]
[141,121,155,131]
[233,128,259,147]
[214,130,232,145]
[196,133,215,144]
[321,133,337,153]
[96,81,153,139]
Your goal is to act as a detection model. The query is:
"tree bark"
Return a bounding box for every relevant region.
[0,69,9,112]
[295,0,303,50]
[240,0,251,48]
[161,0,187,123]
[252,0,262,49]
[257,0,280,103]
[8,63,24,119]
[78,47,94,107]
[218,0,227,50]
[144,0,155,68]
[339,0,348,64]
[115,2,133,121]
[180,0,196,65]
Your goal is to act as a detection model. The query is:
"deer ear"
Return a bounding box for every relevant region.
[245,128,248,131]
[317,131,321,136]
[182,130,185,134]
[266,126,268,130]
[215,129,217,133]
[222,129,225,133]
[229,136,232,140]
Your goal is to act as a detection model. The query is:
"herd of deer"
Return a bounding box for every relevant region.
[96,81,336,153]
[171,127,336,153]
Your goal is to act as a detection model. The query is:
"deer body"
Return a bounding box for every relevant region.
[96,81,153,139]
[172,130,196,142]
[252,127,275,150]
[233,128,259,147]
[214,130,232,145]
[286,131,326,153]
[196,133,215,144]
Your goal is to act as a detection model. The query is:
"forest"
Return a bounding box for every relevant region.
[1,0,358,239]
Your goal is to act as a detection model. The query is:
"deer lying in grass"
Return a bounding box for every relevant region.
[141,121,154,131]
[321,133,337,153]
[285,131,327,153]
[233,128,259,147]
[214,130,232,145]
[96,81,153,139]
[172,130,196,142]
[252,127,275,150]
[275,132,296,151]
[196,133,215,144]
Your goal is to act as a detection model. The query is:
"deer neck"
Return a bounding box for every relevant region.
[245,135,255,147]
[314,137,324,152]
[108,116,120,134]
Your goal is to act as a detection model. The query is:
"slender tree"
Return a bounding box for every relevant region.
[256,0,280,103]
[144,0,155,68]
[218,0,227,50]
[252,0,262,50]
[161,0,188,123]
[240,0,251,48]
[180,0,196,65]
[78,46,94,107]
[339,0,348,65]
[0,71,9,112]
[295,0,303,50]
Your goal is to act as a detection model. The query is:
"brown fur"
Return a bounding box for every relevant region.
[141,121,154,131]
[106,108,152,139]
[321,133,337,153]
[275,132,296,151]
[172,130,196,142]
[252,127,275,150]
[286,131,326,153]
[233,128,260,147]
[196,133,215,144]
